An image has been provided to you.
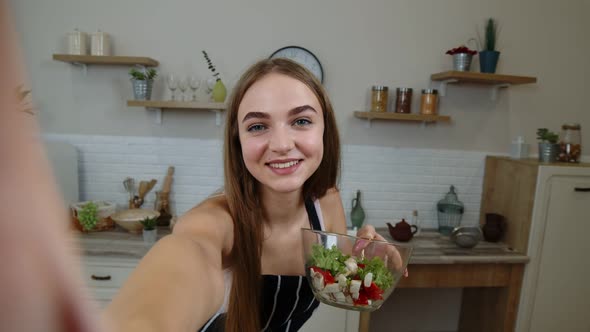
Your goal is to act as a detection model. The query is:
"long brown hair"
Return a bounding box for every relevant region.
[223,58,340,332]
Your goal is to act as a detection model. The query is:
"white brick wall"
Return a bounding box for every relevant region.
[45,134,490,229]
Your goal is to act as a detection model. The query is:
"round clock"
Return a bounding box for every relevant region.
[269,46,324,83]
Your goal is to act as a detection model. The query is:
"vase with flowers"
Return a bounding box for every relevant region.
[446,45,477,72]
[477,18,501,73]
[202,50,226,103]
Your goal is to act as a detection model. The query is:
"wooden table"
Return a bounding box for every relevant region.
[358,229,529,332]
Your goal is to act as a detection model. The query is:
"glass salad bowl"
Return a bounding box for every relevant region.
[301,228,413,312]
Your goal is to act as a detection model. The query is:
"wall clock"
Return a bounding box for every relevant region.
[269,46,324,83]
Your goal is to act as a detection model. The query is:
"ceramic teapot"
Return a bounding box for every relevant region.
[482,213,506,242]
[387,218,418,242]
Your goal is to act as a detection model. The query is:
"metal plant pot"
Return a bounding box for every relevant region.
[538,142,559,163]
[453,53,473,72]
[131,79,153,100]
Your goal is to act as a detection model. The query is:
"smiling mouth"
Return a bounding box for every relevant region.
[267,160,301,169]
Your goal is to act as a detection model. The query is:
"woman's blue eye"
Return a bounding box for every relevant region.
[247,124,266,132]
[294,118,311,126]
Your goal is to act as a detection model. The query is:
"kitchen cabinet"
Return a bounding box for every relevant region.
[480,156,590,332]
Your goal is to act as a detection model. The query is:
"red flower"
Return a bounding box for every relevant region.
[446,46,477,55]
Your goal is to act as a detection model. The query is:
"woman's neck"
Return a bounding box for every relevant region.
[260,188,305,227]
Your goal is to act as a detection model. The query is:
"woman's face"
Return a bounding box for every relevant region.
[237,72,324,195]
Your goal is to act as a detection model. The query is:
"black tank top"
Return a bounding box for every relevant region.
[199,198,323,332]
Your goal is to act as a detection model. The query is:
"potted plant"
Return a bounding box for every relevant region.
[537,128,560,162]
[202,50,226,102]
[477,18,500,73]
[140,216,158,245]
[129,67,157,100]
[77,201,99,232]
[446,45,477,72]
[71,200,116,232]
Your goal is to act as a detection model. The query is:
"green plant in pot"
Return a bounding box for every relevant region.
[477,18,501,73]
[537,128,560,163]
[202,50,226,103]
[140,216,158,245]
[129,67,157,100]
[78,201,99,232]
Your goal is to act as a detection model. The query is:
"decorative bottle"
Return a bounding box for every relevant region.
[350,190,366,229]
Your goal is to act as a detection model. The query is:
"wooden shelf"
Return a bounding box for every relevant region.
[127,100,226,125]
[431,71,537,85]
[430,71,537,100]
[53,54,159,67]
[354,111,450,127]
[127,100,226,110]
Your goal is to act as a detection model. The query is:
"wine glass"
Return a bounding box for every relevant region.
[178,77,188,102]
[166,75,178,101]
[189,76,201,101]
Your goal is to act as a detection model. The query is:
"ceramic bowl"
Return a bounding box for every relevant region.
[110,208,159,234]
[450,226,483,248]
[301,229,412,312]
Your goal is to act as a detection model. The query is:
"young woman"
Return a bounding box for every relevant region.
[104,58,389,332]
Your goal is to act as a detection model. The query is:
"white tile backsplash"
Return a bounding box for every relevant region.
[45,134,490,229]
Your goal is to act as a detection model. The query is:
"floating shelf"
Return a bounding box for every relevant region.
[127,100,226,125]
[53,54,159,66]
[430,71,537,100]
[354,111,451,128]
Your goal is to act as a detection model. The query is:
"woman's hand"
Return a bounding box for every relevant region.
[353,225,408,277]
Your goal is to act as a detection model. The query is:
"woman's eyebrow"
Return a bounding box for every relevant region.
[288,105,317,116]
[241,105,317,123]
[242,111,270,123]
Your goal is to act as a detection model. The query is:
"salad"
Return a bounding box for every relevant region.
[307,244,395,307]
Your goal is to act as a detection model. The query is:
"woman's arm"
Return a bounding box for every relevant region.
[103,197,233,332]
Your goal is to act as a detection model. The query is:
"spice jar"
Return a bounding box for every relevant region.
[420,89,439,115]
[371,85,389,112]
[558,123,582,163]
[395,88,413,113]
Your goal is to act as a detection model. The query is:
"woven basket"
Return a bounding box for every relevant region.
[71,201,116,232]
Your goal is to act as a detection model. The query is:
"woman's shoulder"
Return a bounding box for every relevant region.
[173,194,234,257]
[317,187,347,233]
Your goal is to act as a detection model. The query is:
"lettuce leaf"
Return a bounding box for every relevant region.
[309,244,349,276]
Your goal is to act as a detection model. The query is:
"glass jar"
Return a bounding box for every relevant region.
[371,85,388,112]
[395,88,413,113]
[420,89,439,115]
[558,123,582,163]
[436,185,464,236]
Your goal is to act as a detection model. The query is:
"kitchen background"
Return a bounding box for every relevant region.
[10,0,590,331]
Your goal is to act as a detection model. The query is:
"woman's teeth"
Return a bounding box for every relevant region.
[269,160,299,169]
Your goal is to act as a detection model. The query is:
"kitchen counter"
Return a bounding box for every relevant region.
[376,228,528,264]
[70,226,171,259]
[72,226,528,266]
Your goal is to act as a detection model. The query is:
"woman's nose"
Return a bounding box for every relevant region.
[269,127,294,153]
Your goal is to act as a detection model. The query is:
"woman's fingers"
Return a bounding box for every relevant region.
[352,225,408,276]
[352,225,376,252]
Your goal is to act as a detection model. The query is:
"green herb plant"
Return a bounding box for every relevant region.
[477,18,500,51]
[537,128,559,144]
[78,201,98,231]
[140,216,158,231]
[129,67,157,81]
[202,50,221,82]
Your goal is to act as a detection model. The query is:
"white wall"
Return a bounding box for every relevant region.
[10,0,589,154]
